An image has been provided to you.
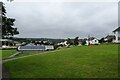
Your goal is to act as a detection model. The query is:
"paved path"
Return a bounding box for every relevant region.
[3,49,61,63]
[1,51,49,79]
[7,52,21,59]
[3,48,67,63]
[3,51,49,63]
[1,50,60,79]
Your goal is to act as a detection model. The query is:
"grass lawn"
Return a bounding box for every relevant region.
[0,49,17,60]
[15,51,46,58]
[4,44,118,78]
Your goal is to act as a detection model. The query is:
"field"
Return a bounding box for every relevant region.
[0,50,17,60]
[3,44,118,78]
[15,51,46,58]
[1,49,46,60]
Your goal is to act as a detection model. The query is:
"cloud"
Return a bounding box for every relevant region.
[4,2,118,39]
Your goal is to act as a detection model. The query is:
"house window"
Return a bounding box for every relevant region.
[95,40,97,42]
[118,37,120,40]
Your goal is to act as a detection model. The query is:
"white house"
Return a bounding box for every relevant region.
[0,39,21,49]
[45,45,54,50]
[85,38,100,46]
[113,27,120,43]
[57,41,68,46]
[18,43,54,51]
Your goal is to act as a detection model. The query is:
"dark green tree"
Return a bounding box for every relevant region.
[81,40,86,45]
[99,38,105,43]
[74,36,79,46]
[2,3,19,38]
[67,38,73,45]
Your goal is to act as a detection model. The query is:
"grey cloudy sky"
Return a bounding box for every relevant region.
[3,0,118,39]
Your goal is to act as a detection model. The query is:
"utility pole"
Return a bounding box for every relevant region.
[88,35,90,46]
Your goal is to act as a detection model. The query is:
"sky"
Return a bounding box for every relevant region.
[2,0,119,39]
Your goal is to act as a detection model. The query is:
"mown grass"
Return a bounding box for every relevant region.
[0,50,42,60]
[4,44,118,78]
[15,51,46,58]
[0,49,17,60]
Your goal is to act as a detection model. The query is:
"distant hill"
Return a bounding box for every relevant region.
[12,37,66,44]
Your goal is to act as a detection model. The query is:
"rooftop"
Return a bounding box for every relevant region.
[113,27,120,32]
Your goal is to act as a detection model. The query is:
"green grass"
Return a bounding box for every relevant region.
[15,51,46,58]
[0,49,46,60]
[4,44,118,78]
[0,49,17,60]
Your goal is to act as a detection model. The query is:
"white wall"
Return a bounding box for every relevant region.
[113,31,120,43]
[45,45,54,50]
[85,39,99,45]
[118,31,120,37]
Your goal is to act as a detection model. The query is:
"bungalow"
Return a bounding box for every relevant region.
[18,43,54,51]
[85,37,100,46]
[113,27,120,43]
[45,45,54,50]
[0,39,21,49]
[57,41,68,46]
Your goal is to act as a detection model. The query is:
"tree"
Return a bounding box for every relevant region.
[67,38,73,45]
[74,36,79,46]
[99,38,105,43]
[2,3,19,38]
[81,40,86,45]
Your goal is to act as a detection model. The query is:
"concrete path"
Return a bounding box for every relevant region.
[3,51,49,63]
[1,51,49,79]
[0,51,21,79]
[1,50,60,79]
[3,48,67,63]
[3,49,61,63]
[7,52,21,59]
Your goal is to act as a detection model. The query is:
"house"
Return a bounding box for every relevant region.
[18,43,54,51]
[85,37,100,46]
[0,39,21,49]
[113,27,120,43]
[104,35,115,42]
[45,45,54,50]
[57,41,68,46]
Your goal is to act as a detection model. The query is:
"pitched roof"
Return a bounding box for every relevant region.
[19,45,45,51]
[18,43,46,51]
[26,43,35,46]
[113,27,120,32]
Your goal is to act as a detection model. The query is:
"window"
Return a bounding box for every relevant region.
[118,37,120,40]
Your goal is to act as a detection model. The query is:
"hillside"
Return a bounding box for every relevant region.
[4,44,118,78]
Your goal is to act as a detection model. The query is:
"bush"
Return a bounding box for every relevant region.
[81,40,86,45]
